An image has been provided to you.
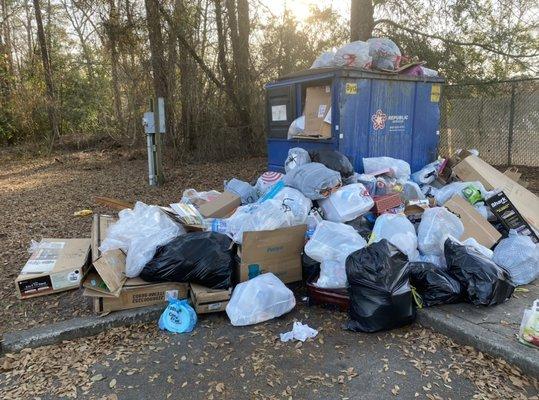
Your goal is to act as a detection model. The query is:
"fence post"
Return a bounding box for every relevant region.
[507,80,516,166]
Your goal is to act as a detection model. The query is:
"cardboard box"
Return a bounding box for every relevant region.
[16,238,91,299]
[190,283,231,314]
[81,249,127,297]
[453,155,539,229]
[85,279,188,313]
[236,225,307,284]
[503,167,529,188]
[198,191,241,218]
[485,191,538,243]
[91,214,117,262]
[445,196,502,249]
[303,86,332,139]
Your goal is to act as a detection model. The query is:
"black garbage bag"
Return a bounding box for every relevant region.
[444,238,515,306]
[345,216,373,241]
[140,232,235,289]
[302,253,320,283]
[345,239,415,332]
[407,262,462,307]
[309,149,354,179]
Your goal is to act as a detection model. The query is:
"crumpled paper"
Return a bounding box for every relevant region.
[279,321,318,342]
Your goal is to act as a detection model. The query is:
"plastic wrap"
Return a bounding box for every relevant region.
[311,51,335,69]
[334,41,371,68]
[284,147,311,173]
[401,181,425,202]
[519,300,539,348]
[287,116,305,139]
[284,162,341,200]
[305,221,367,263]
[99,202,185,278]
[493,231,539,286]
[445,238,515,306]
[371,214,418,259]
[280,322,318,342]
[434,181,487,206]
[226,273,296,326]
[407,262,462,307]
[225,178,259,204]
[140,232,235,289]
[417,207,464,256]
[272,187,312,224]
[319,183,374,222]
[181,189,220,205]
[346,240,415,332]
[362,157,411,181]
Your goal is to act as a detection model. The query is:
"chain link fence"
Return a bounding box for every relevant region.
[439,78,539,167]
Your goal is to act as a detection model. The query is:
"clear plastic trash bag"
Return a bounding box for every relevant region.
[225,178,259,205]
[287,116,305,139]
[226,273,296,326]
[371,213,418,259]
[334,41,371,68]
[319,183,374,222]
[367,37,401,71]
[362,156,411,181]
[284,162,341,200]
[99,201,185,278]
[305,220,367,263]
[434,181,487,206]
[417,207,464,256]
[311,51,335,69]
[493,231,539,286]
[272,187,312,225]
[315,259,348,289]
[284,147,310,173]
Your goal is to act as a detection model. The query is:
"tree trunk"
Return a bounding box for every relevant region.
[350,0,374,42]
[33,0,59,151]
[108,0,124,130]
[144,0,168,184]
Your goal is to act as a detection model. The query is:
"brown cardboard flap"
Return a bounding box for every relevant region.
[303,86,332,138]
[190,283,231,304]
[199,191,241,218]
[453,155,539,229]
[83,249,126,296]
[445,195,502,248]
[91,214,117,262]
[241,225,307,262]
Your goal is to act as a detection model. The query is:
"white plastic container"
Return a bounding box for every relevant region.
[319,183,374,222]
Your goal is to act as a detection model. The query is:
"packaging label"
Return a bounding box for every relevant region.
[317,105,328,118]
[51,269,82,290]
[21,241,66,274]
[271,105,287,121]
[208,302,223,311]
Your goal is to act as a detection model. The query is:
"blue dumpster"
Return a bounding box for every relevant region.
[265,67,444,173]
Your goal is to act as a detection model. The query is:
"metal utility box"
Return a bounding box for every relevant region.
[265,67,444,173]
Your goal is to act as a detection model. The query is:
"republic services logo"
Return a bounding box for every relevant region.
[371,109,388,130]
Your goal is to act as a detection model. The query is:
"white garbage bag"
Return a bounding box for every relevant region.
[363,156,411,181]
[311,51,335,69]
[461,237,494,259]
[401,181,425,202]
[280,322,318,342]
[367,38,401,71]
[334,41,371,68]
[287,116,305,139]
[225,178,259,204]
[315,259,348,289]
[409,252,447,269]
[100,202,185,278]
[417,207,464,256]
[319,183,374,222]
[284,162,341,200]
[371,214,418,259]
[226,273,296,326]
[305,220,367,262]
[434,181,487,206]
[284,147,310,173]
[272,187,312,224]
[493,231,539,286]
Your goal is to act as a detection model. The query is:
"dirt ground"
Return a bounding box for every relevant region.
[0,148,266,334]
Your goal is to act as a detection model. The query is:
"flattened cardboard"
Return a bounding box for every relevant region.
[91,214,116,262]
[84,281,188,313]
[445,195,501,249]
[236,225,307,284]
[81,249,127,297]
[303,86,332,139]
[453,155,539,229]
[190,283,231,314]
[199,191,241,218]
[503,167,529,188]
[16,238,91,299]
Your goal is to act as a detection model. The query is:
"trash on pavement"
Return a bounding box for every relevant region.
[226,273,296,326]
[284,147,311,173]
[319,183,374,222]
[237,225,306,284]
[493,231,539,286]
[371,213,418,259]
[158,298,197,333]
[198,191,241,219]
[280,322,318,342]
[99,202,185,278]
[444,195,501,248]
[407,262,462,307]
[140,232,235,289]
[16,238,90,299]
[445,238,515,306]
[518,300,539,348]
[189,283,231,314]
[224,178,259,205]
[346,240,415,332]
[91,214,117,262]
[417,207,464,256]
[284,162,342,200]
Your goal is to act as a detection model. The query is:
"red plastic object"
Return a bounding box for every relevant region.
[307,280,350,311]
[372,193,403,215]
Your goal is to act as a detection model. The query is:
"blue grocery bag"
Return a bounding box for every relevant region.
[158,299,197,333]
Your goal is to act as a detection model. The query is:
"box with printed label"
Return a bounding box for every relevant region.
[303,86,332,139]
[190,283,231,314]
[15,238,91,299]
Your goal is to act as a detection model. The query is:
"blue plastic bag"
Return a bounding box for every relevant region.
[158,299,197,333]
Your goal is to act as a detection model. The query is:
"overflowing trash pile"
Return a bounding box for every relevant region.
[15,147,539,346]
[311,37,438,76]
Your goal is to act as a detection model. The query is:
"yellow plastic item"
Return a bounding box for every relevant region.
[74,209,93,217]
